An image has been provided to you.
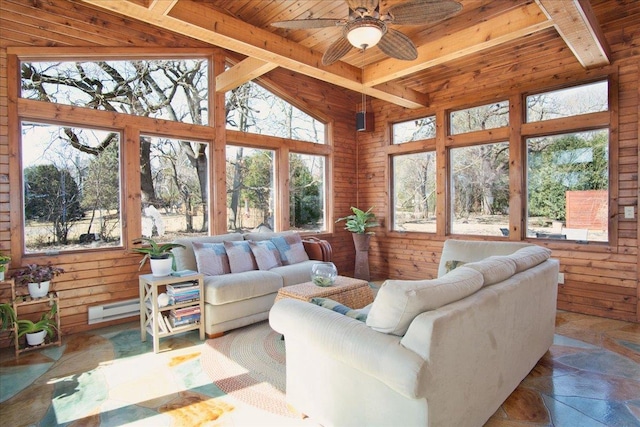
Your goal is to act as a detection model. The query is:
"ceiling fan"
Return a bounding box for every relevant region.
[271,0,463,66]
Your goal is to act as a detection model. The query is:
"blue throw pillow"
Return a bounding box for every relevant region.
[310,297,368,322]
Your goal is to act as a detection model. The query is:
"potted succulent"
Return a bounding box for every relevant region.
[336,207,379,281]
[12,263,65,298]
[16,302,58,346]
[132,237,186,277]
[0,253,10,281]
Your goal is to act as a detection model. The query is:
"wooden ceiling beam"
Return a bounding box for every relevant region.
[216,57,278,93]
[81,0,427,108]
[364,2,554,87]
[148,0,178,15]
[535,0,610,68]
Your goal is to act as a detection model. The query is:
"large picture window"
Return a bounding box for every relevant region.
[289,153,326,232]
[226,146,275,232]
[527,130,608,242]
[392,116,436,144]
[392,152,437,232]
[450,142,509,236]
[21,122,122,253]
[140,135,209,240]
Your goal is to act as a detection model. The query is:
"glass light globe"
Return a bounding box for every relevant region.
[311,262,338,287]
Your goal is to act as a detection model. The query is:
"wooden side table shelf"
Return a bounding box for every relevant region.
[7,278,62,358]
[139,273,205,353]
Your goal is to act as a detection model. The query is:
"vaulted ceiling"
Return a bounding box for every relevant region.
[80,0,610,109]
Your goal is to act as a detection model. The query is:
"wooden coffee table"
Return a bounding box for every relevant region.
[275,276,373,309]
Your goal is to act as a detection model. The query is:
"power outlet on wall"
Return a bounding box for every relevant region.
[624,206,635,219]
[558,273,565,285]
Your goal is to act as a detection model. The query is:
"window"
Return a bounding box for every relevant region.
[392,116,436,144]
[226,146,275,232]
[450,101,509,135]
[450,143,510,236]
[21,59,209,124]
[140,135,209,240]
[392,152,437,232]
[526,81,608,122]
[226,81,325,143]
[527,130,608,242]
[289,153,325,231]
[21,122,122,253]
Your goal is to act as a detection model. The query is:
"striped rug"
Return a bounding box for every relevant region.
[200,321,295,418]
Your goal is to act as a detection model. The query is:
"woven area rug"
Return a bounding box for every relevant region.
[201,321,295,418]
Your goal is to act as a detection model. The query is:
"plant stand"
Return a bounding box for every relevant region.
[352,233,371,281]
[9,278,62,358]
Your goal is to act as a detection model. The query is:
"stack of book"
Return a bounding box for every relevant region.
[167,281,200,305]
[169,306,201,328]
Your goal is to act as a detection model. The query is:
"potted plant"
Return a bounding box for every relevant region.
[132,237,186,277]
[0,253,10,281]
[16,302,58,346]
[12,263,65,298]
[336,206,379,281]
[0,302,16,332]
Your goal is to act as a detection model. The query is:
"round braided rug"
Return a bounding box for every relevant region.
[200,321,294,417]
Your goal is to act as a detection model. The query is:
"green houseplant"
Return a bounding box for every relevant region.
[336,207,379,281]
[132,237,186,277]
[336,206,379,234]
[0,302,16,332]
[16,302,58,346]
[0,253,10,281]
[12,263,65,298]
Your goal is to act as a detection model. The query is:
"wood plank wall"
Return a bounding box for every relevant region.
[357,3,640,322]
[0,0,360,345]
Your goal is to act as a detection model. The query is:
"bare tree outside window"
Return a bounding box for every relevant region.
[392,152,437,232]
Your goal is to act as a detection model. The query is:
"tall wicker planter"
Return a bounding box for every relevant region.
[352,233,371,281]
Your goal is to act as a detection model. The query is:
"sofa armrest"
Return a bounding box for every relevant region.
[302,237,333,262]
[269,298,426,399]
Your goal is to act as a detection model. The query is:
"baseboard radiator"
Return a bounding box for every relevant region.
[88,298,140,325]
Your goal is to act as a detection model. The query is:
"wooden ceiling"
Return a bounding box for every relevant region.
[80,0,610,109]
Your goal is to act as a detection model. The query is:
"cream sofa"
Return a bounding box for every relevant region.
[269,239,559,427]
[172,231,327,336]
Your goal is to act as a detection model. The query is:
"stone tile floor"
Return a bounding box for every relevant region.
[0,310,638,426]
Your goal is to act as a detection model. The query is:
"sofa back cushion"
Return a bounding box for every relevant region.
[437,239,532,278]
[366,267,484,336]
[270,233,309,265]
[172,233,244,271]
[507,245,552,273]
[248,240,283,270]
[224,241,258,273]
[463,256,517,286]
[192,242,231,276]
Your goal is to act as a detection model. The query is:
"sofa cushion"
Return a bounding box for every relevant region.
[437,239,532,278]
[203,270,283,305]
[271,260,321,287]
[172,233,244,271]
[270,233,309,265]
[463,256,517,286]
[366,266,484,336]
[507,245,552,273]
[192,242,230,276]
[310,297,368,322]
[248,240,282,270]
[224,241,258,273]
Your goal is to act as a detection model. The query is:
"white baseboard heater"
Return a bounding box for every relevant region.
[88,298,140,325]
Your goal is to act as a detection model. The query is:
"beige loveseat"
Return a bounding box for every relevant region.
[172,231,328,336]
[269,239,559,427]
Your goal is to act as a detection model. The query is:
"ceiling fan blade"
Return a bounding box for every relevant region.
[386,0,462,25]
[346,0,379,14]
[322,36,354,66]
[271,19,343,29]
[377,28,418,61]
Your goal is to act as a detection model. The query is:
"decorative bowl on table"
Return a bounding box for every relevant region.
[311,262,338,287]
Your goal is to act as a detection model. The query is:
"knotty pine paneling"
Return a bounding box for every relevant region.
[0,0,359,344]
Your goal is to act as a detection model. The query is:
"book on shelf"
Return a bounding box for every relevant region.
[171,269,198,277]
[157,315,168,333]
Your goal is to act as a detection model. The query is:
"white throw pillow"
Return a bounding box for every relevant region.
[192,242,230,276]
[463,255,517,286]
[366,266,483,336]
[507,245,551,273]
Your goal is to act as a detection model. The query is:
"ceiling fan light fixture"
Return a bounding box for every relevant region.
[345,19,386,49]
